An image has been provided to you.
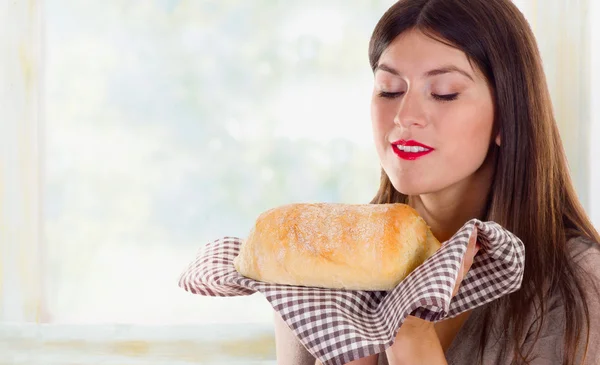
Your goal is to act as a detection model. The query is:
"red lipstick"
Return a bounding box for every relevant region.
[391,139,434,160]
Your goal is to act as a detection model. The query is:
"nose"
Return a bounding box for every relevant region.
[393,91,427,129]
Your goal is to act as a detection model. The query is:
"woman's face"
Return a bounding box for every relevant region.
[371,29,496,196]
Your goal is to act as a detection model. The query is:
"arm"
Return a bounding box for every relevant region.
[386,227,480,365]
[275,310,381,365]
[273,311,316,365]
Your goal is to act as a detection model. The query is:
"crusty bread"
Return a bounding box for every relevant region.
[233,203,441,291]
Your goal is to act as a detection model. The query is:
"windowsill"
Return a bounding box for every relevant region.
[0,323,276,364]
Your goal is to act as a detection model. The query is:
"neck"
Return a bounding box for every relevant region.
[410,154,495,243]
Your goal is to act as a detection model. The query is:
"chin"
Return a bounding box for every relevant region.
[388,176,429,196]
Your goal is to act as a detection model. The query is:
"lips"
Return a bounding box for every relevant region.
[391,139,434,161]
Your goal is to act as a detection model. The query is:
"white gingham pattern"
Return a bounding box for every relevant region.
[179,219,525,364]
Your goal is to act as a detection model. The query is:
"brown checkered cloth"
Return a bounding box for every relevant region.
[179,219,525,365]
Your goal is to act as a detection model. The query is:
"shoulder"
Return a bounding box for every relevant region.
[567,235,600,259]
[567,235,600,282]
[565,236,600,364]
[520,235,600,329]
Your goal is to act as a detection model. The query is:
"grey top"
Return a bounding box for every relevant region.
[274,236,600,365]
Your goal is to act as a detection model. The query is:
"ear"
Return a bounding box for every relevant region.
[495,133,501,146]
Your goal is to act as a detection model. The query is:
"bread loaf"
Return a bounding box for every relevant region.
[233,203,441,291]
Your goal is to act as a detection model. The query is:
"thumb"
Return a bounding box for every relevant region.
[469,225,479,252]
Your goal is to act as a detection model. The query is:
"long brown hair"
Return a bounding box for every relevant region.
[368,0,600,364]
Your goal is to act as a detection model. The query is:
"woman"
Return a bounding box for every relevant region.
[274,0,600,364]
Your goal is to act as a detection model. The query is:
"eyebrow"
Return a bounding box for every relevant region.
[376,63,474,82]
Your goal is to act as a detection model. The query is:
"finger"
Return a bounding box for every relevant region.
[452,226,480,297]
[452,254,468,297]
[468,225,478,252]
[463,226,480,272]
[452,266,464,297]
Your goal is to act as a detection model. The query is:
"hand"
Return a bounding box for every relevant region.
[452,225,481,297]
[385,226,481,365]
[386,315,444,365]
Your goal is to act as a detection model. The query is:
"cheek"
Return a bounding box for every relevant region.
[370,100,394,140]
[439,103,494,163]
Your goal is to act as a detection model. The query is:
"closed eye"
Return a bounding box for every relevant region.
[378,91,459,101]
[377,91,404,99]
[432,93,459,102]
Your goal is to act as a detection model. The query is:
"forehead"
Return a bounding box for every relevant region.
[378,29,474,76]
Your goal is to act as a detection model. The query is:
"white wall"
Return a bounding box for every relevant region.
[0,0,44,322]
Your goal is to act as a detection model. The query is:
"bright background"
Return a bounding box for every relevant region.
[1,0,598,363]
[42,0,390,325]
[42,0,600,325]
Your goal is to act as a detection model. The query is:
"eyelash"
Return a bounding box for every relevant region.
[377,91,459,102]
